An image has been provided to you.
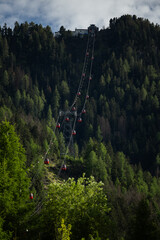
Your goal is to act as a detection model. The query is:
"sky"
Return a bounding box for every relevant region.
[0,0,160,32]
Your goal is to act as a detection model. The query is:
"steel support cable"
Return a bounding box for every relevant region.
[85,34,95,95]
[30,113,61,189]
[78,53,89,92]
[26,31,97,219]
[77,35,90,91]
[58,109,75,132]
[25,113,62,221]
[30,119,77,218]
[22,35,94,224]
[57,113,77,177]
[80,35,96,114]
[30,33,96,206]
[57,110,77,158]
[70,34,90,110]
[87,35,95,92]
[29,199,45,217]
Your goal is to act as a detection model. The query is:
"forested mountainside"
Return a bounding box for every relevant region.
[1,15,160,239]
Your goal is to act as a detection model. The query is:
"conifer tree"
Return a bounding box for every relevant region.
[0,121,30,238]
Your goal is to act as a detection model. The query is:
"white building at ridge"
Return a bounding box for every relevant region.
[55,24,98,37]
[55,28,88,37]
[71,28,88,36]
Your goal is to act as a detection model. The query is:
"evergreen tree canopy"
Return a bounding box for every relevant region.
[0,121,30,239]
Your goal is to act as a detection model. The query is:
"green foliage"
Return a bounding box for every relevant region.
[1,16,160,239]
[14,90,21,108]
[0,16,160,170]
[41,175,110,240]
[0,105,12,121]
[96,126,103,142]
[2,37,9,58]
[58,218,72,240]
[60,80,70,100]
[0,216,11,240]
[3,70,9,87]
[47,104,52,126]
[0,121,30,238]
[52,86,60,118]
[129,198,160,240]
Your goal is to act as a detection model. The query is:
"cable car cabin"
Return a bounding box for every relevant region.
[72,107,76,111]
[77,92,81,96]
[86,95,89,99]
[56,123,60,128]
[82,109,86,114]
[65,117,69,122]
[62,164,67,171]
[78,117,82,123]
[30,193,33,200]
[44,158,49,164]
[72,130,76,135]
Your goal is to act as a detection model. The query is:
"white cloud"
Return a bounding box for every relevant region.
[0,0,160,31]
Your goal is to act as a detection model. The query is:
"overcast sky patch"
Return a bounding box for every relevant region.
[0,0,160,32]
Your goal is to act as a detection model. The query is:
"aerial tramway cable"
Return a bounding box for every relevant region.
[57,114,78,176]
[70,33,95,111]
[50,24,97,174]
[81,34,96,114]
[27,24,98,218]
[70,35,90,110]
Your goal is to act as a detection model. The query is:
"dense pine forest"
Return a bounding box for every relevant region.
[1,14,160,239]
